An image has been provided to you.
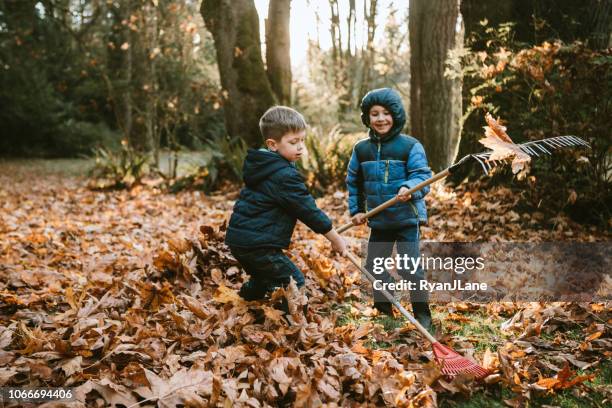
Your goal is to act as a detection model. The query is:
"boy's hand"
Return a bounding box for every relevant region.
[397,186,412,202]
[331,236,348,256]
[351,213,367,225]
[324,229,348,256]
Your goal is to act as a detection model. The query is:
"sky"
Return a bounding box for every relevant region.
[253,0,403,68]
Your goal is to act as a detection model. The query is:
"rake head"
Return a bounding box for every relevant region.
[432,342,490,379]
[470,135,590,175]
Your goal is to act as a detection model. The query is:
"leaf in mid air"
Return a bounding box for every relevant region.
[479,113,531,174]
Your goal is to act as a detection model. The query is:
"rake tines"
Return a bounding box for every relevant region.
[432,342,490,379]
[471,135,590,174]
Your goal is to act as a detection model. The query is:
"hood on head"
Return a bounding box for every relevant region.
[360,88,407,141]
[242,149,291,187]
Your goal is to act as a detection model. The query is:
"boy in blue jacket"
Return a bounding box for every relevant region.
[226,106,347,304]
[346,88,433,331]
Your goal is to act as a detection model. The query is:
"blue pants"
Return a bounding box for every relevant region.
[229,247,304,300]
[364,225,429,304]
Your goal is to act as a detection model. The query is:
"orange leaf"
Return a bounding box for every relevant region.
[536,377,560,390]
[585,331,603,342]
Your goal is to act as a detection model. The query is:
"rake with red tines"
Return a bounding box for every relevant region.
[336,134,590,234]
[344,251,490,379]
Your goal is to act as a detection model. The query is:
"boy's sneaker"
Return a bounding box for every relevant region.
[373,302,394,316]
[412,303,433,334]
[273,297,290,315]
[238,280,267,301]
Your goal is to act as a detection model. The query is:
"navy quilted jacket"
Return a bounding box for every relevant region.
[346,88,432,229]
[226,149,332,249]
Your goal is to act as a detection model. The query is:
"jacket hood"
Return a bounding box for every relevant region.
[242,148,291,187]
[360,88,407,142]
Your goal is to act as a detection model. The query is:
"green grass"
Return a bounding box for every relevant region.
[0,151,215,180]
[439,361,611,408]
[436,309,508,352]
[0,158,96,177]
[335,304,611,407]
[439,388,512,408]
[333,301,410,349]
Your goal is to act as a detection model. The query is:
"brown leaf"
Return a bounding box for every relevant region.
[213,285,244,305]
[267,358,297,395]
[0,367,17,386]
[139,281,175,311]
[181,295,209,319]
[135,368,213,408]
[60,356,83,377]
[479,113,531,174]
[80,379,139,408]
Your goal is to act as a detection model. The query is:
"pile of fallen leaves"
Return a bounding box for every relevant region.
[0,164,609,407]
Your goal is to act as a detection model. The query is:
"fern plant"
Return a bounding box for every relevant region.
[89,140,150,189]
[300,125,356,195]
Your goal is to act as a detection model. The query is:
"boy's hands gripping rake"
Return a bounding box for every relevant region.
[337,113,590,233]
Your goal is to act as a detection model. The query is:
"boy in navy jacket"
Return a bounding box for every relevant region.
[226,106,347,303]
[346,88,433,331]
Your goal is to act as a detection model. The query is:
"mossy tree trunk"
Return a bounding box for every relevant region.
[201,0,276,147]
[409,0,463,171]
[266,0,291,105]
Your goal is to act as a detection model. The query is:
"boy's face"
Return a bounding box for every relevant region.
[266,130,306,162]
[369,105,393,136]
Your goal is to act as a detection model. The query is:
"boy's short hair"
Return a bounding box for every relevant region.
[259,106,307,142]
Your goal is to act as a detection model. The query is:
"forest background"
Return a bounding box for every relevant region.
[0,1,611,406]
[1,0,610,225]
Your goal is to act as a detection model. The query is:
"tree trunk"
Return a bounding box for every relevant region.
[359,0,377,106]
[201,0,276,147]
[409,0,463,171]
[586,0,611,49]
[265,0,291,105]
[143,1,159,165]
[347,0,356,57]
[123,0,133,148]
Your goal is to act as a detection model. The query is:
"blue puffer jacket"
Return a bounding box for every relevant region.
[346,88,432,229]
[226,149,333,249]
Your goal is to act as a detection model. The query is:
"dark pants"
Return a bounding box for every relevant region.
[229,246,305,301]
[364,225,430,306]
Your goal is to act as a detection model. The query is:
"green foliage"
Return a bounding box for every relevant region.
[452,23,611,225]
[89,141,150,189]
[0,0,224,158]
[58,120,122,155]
[299,126,358,196]
[207,135,248,182]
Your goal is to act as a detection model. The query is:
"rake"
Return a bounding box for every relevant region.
[337,135,590,233]
[338,133,589,378]
[345,250,490,379]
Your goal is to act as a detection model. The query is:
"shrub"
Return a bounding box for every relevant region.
[89,140,150,189]
[450,24,611,226]
[299,126,359,196]
[168,135,248,193]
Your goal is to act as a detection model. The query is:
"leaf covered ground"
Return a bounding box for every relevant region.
[0,161,610,407]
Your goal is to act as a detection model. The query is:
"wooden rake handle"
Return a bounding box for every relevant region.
[344,251,437,344]
[337,169,450,234]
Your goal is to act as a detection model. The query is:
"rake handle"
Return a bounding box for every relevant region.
[337,169,451,234]
[344,251,437,344]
